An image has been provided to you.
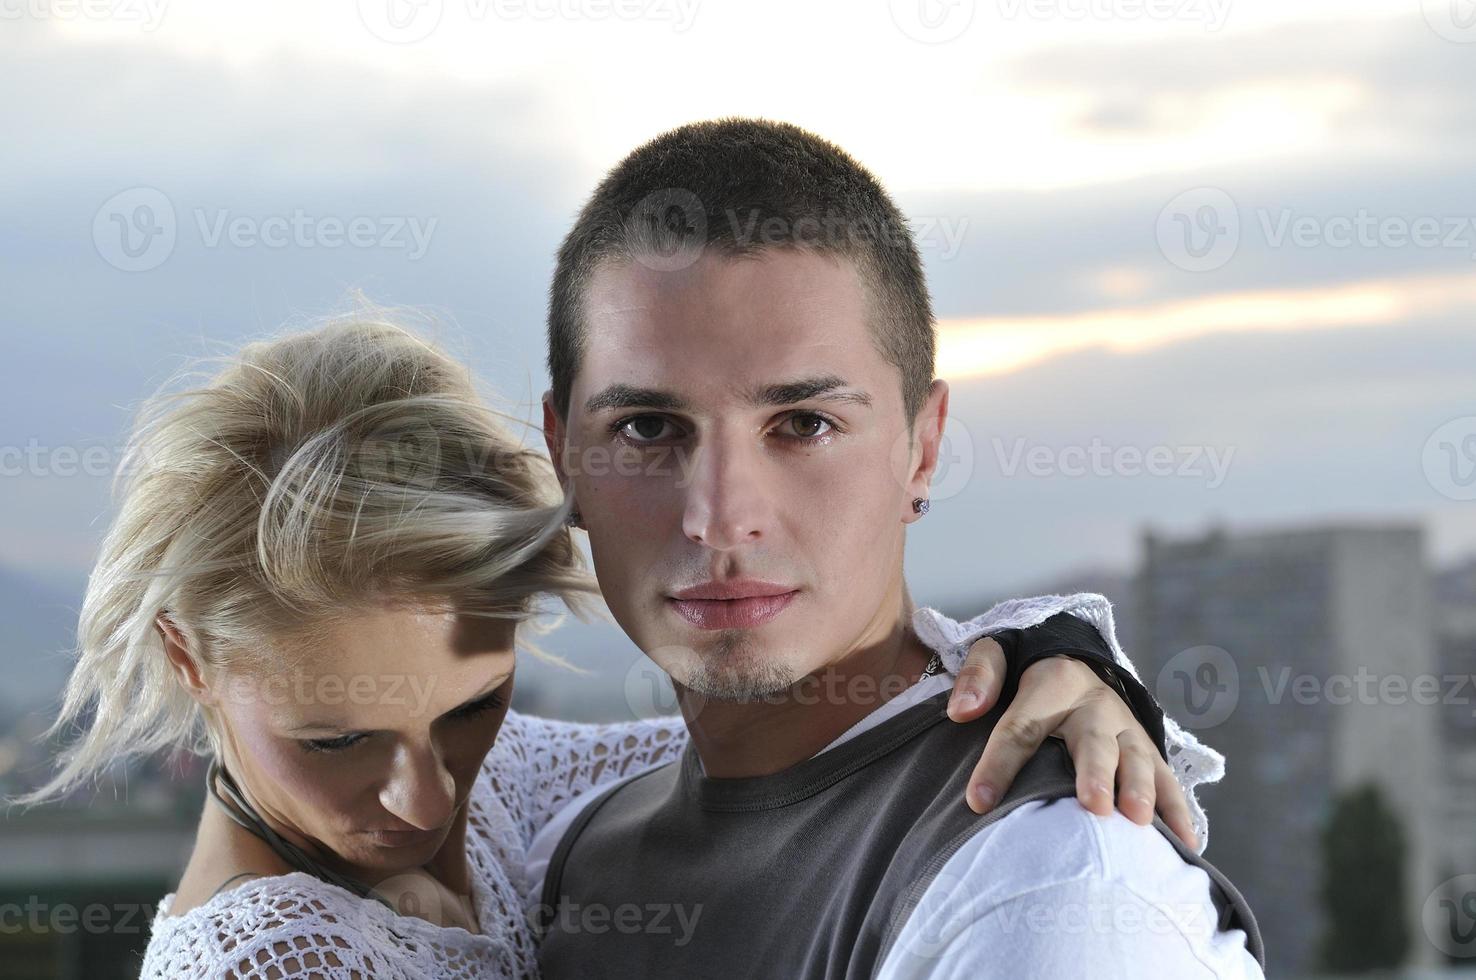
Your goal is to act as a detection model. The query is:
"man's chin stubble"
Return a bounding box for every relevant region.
[680,630,799,702]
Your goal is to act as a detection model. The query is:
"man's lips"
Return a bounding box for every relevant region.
[668,580,799,630]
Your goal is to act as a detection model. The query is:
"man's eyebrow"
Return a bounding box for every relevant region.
[581,376,873,415]
[750,376,873,409]
[584,384,689,414]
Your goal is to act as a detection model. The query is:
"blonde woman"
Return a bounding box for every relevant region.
[21,313,1200,978]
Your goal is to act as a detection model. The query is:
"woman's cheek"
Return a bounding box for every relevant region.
[238,721,377,818]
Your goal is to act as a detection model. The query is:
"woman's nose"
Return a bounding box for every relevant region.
[378,743,456,830]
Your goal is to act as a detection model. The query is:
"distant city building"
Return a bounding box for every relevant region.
[1136,523,1442,975]
[1435,559,1476,898]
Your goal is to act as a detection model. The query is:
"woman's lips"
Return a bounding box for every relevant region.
[668,591,798,630]
[365,827,439,848]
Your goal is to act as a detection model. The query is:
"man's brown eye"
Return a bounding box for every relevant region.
[785,414,831,438]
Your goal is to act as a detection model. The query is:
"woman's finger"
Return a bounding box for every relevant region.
[961,659,1093,812]
[1060,726,1118,818]
[1154,757,1200,851]
[946,636,1006,722]
[1113,731,1158,827]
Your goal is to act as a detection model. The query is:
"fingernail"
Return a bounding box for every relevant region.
[952,691,980,713]
[971,784,997,811]
[1094,783,1113,803]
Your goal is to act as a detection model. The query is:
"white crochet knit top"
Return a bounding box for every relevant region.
[140,594,1224,979]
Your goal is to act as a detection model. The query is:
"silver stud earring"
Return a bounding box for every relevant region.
[911,497,929,516]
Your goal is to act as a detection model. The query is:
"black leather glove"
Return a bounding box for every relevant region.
[988,612,1168,762]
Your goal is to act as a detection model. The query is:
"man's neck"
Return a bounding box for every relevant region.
[676,595,935,779]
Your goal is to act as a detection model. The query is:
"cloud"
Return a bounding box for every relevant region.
[1002,15,1476,144]
[937,270,1476,379]
[914,311,1476,601]
[905,147,1476,330]
[3,6,1471,606]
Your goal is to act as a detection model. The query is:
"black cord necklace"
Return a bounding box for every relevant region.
[206,758,392,908]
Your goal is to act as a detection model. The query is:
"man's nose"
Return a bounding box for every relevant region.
[379,742,456,830]
[680,434,773,551]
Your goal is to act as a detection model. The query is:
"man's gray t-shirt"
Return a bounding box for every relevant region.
[535,689,1263,978]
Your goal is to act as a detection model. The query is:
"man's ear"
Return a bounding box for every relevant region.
[542,390,569,494]
[155,613,214,706]
[903,379,949,523]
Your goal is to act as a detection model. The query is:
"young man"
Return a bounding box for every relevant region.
[533,119,1264,977]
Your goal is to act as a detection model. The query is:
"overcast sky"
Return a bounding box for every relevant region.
[3,0,1472,623]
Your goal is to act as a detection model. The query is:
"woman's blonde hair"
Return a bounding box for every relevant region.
[20,306,593,805]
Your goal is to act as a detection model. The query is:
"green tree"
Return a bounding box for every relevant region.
[1319,782,1409,971]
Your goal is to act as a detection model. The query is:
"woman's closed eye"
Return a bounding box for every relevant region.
[444,690,505,720]
[299,732,368,754]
